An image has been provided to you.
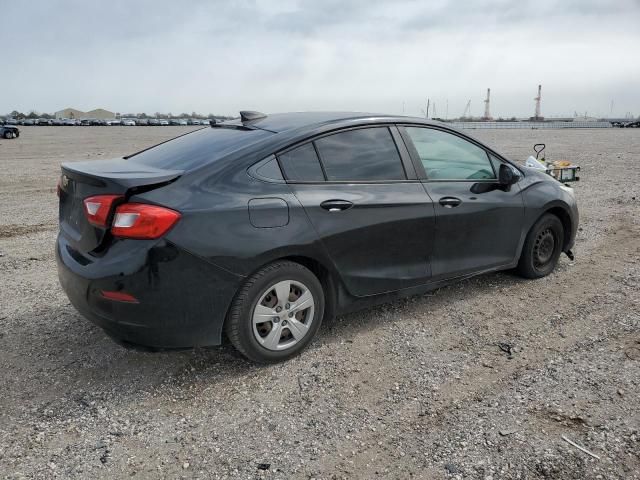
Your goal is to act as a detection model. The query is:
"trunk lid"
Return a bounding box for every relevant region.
[59,158,182,253]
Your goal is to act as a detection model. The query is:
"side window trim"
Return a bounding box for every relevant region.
[311,141,328,181]
[398,125,426,179]
[389,125,417,180]
[398,124,499,182]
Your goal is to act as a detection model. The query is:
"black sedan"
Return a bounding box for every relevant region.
[57,111,578,362]
[1,125,20,138]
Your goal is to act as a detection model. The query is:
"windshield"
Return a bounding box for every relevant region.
[127,127,272,171]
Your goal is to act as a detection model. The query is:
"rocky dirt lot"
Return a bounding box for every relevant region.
[0,126,638,479]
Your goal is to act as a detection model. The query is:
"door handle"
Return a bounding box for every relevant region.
[439,197,462,208]
[320,199,354,212]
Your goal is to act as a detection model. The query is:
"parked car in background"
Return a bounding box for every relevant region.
[56,111,579,363]
[106,119,122,126]
[63,119,78,126]
[148,118,160,126]
[23,119,35,126]
[4,118,18,125]
[136,118,149,126]
[1,125,20,138]
[158,119,169,126]
[122,118,136,126]
[169,119,188,126]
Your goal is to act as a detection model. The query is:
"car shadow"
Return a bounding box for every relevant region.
[1,305,254,424]
[2,268,540,423]
[319,270,529,343]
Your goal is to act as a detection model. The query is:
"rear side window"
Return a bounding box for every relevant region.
[127,127,272,170]
[278,143,325,181]
[314,127,406,181]
[404,127,495,180]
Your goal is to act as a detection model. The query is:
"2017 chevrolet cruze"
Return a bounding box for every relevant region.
[57,111,578,362]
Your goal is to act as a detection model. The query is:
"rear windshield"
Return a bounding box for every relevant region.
[127,127,272,170]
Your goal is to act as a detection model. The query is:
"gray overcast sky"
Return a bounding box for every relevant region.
[2,0,640,118]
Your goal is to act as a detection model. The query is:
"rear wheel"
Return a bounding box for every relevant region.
[225,261,324,363]
[4,131,12,139]
[516,213,564,279]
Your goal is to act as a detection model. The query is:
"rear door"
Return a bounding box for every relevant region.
[400,126,524,279]
[281,126,436,297]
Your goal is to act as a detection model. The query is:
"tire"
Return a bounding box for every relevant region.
[225,261,324,363]
[4,131,12,139]
[516,213,564,279]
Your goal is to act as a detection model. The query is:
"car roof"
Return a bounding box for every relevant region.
[221,111,440,133]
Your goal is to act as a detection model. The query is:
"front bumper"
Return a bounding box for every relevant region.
[566,196,579,252]
[56,234,243,349]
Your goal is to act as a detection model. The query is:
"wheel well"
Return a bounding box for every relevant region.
[280,255,337,321]
[545,207,572,250]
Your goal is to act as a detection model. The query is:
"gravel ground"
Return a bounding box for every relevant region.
[0,126,638,479]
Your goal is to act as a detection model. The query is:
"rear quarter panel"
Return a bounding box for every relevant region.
[133,165,335,279]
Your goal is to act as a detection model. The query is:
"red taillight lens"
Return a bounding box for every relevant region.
[111,203,181,239]
[83,195,123,227]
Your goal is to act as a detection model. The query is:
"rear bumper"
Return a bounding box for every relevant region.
[56,234,243,349]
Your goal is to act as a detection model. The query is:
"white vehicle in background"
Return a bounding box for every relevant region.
[122,118,136,126]
[106,119,122,126]
[62,119,77,126]
[158,119,169,126]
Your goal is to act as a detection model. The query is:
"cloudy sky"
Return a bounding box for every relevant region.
[3,0,640,118]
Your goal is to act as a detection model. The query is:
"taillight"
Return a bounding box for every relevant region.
[83,195,123,227]
[111,203,181,239]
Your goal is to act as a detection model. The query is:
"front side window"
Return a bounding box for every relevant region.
[314,127,406,181]
[404,127,495,180]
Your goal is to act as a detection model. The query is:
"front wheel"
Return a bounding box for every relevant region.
[4,131,12,139]
[516,213,564,279]
[225,261,324,363]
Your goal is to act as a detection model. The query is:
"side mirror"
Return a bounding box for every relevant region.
[499,164,519,186]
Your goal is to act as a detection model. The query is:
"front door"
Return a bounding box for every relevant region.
[401,126,524,279]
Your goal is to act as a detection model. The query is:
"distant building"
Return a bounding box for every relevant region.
[86,108,116,119]
[55,107,115,120]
